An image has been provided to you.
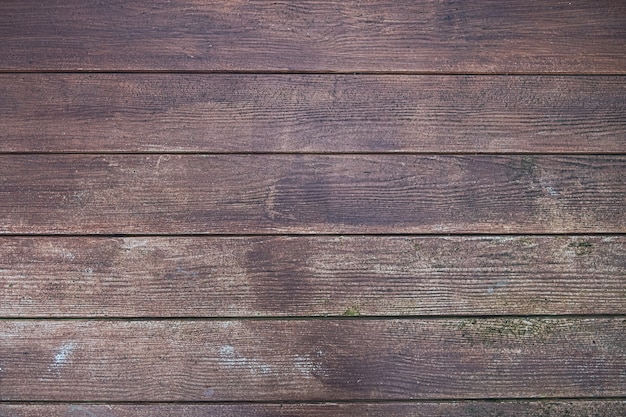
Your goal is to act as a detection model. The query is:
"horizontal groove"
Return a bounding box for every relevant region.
[1,397,625,405]
[1,70,626,76]
[0,232,623,238]
[1,314,624,321]
[2,151,626,156]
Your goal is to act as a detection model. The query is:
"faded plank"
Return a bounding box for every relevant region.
[1,401,625,417]
[0,155,624,234]
[1,236,624,318]
[0,318,623,401]
[1,1,625,73]
[1,75,625,153]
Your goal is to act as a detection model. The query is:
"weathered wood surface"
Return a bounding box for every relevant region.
[1,236,624,318]
[1,155,624,234]
[1,1,625,73]
[2,0,624,410]
[1,401,624,417]
[1,74,624,153]
[0,318,623,401]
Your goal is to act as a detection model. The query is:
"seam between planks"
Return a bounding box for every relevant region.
[1,70,626,76]
[1,397,625,405]
[0,232,624,238]
[1,315,624,321]
[1,151,626,156]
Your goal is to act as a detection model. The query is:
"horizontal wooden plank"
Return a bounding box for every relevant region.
[1,236,624,317]
[2,74,625,153]
[0,318,623,401]
[1,1,625,73]
[0,155,623,234]
[1,401,625,417]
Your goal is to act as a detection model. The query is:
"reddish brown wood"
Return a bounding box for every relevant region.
[0,318,623,401]
[1,155,624,234]
[1,401,624,417]
[1,75,624,153]
[1,1,624,410]
[1,1,625,73]
[0,236,623,318]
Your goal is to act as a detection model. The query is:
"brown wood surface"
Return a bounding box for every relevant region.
[2,0,624,409]
[0,318,623,401]
[1,74,625,153]
[1,401,624,417]
[0,155,624,234]
[0,236,623,318]
[1,1,625,73]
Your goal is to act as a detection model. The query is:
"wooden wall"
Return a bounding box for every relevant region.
[0,1,624,415]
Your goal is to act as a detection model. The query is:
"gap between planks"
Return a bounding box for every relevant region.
[0,315,624,321]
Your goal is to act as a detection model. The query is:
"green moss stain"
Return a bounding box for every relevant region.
[517,237,535,246]
[568,240,593,255]
[520,156,536,174]
[343,305,360,317]
[454,318,559,344]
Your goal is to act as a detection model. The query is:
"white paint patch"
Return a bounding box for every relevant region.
[58,249,75,261]
[544,186,559,196]
[50,342,76,371]
[121,238,148,250]
[294,355,315,376]
[155,155,165,169]
[487,280,508,294]
[293,354,328,378]
[218,345,272,375]
[219,345,235,357]
[218,321,237,328]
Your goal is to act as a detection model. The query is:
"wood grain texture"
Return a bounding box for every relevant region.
[1,1,625,73]
[1,74,625,153]
[0,318,624,401]
[1,401,625,417]
[1,236,624,318]
[0,155,623,234]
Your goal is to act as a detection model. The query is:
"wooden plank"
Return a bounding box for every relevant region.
[1,401,625,417]
[1,1,625,73]
[0,318,623,401]
[2,74,625,153]
[0,155,624,234]
[1,236,624,318]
